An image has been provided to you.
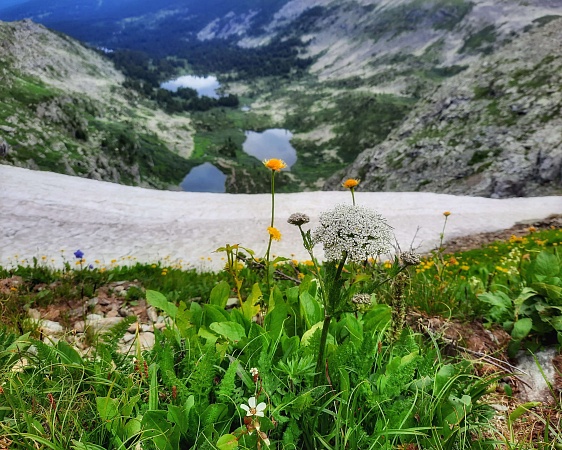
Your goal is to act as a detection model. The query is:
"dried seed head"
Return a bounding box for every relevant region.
[287,212,310,226]
[400,250,421,266]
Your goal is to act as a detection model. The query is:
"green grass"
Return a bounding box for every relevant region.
[0,222,561,448]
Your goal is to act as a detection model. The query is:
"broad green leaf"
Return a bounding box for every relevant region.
[478,291,513,322]
[198,326,218,344]
[55,340,84,365]
[286,286,300,305]
[96,397,119,422]
[124,417,142,440]
[363,304,392,332]
[532,282,562,302]
[217,434,239,450]
[264,299,288,340]
[534,252,559,278]
[241,283,261,320]
[548,316,562,331]
[202,304,231,325]
[302,321,321,345]
[511,318,533,340]
[210,281,231,309]
[121,394,141,417]
[142,410,175,450]
[210,321,246,342]
[146,290,177,319]
[299,291,322,329]
[434,364,456,395]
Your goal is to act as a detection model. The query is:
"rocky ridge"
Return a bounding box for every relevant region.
[0,20,194,188]
[325,18,562,198]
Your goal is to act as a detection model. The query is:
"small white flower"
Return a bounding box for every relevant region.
[240,396,266,417]
[250,367,259,377]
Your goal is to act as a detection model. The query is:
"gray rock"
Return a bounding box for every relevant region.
[138,332,155,350]
[147,307,158,323]
[39,320,64,335]
[27,308,41,320]
[85,316,123,333]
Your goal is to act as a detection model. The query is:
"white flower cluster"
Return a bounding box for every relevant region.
[312,204,394,262]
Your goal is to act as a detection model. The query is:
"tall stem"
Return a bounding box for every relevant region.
[265,171,276,295]
[314,253,347,386]
[314,314,332,385]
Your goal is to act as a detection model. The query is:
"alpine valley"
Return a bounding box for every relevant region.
[1,0,561,196]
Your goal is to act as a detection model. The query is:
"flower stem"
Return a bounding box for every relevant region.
[314,253,346,386]
[265,171,276,295]
[350,188,356,206]
[314,314,332,386]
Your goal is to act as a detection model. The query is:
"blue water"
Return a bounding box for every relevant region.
[161,75,220,98]
[180,163,226,192]
[242,129,297,168]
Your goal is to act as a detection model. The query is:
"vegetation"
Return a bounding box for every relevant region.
[1,171,561,448]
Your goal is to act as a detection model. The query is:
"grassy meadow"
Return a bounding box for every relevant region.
[0,167,561,449]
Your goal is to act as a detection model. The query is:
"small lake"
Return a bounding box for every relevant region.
[180,163,226,193]
[243,129,297,168]
[161,75,220,98]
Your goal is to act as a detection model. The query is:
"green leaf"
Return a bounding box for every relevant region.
[299,291,322,329]
[71,441,107,450]
[55,340,84,365]
[141,410,176,450]
[511,318,533,340]
[508,401,541,426]
[532,282,562,302]
[210,281,231,309]
[96,397,119,422]
[241,283,261,320]
[478,291,513,322]
[209,321,246,342]
[264,299,288,341]
[534,252,559,278]
[434,364,456,396]
[146,290,177,319]
[217,434,239,450]
[148,363,159,411]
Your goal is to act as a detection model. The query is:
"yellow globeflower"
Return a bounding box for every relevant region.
[267,226,282,241]
[342,178,360,189]
[443,211,451,217]
[263,158,287,172]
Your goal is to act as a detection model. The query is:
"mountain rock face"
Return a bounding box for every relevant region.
[325,18,562,198]
[0,20,194,188]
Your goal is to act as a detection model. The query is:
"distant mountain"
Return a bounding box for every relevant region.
[0,19,196,189]
[1,1,562,197]
[325,17,562,197]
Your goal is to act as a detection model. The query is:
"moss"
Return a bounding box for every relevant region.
[459,25,497,55]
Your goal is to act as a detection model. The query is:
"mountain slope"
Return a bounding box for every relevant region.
[0,19,195,188]
[324,17,562,198]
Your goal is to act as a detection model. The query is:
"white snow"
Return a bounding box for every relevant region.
[1,165,560,271]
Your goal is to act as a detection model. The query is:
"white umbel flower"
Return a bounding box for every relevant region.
[312,204,393,262]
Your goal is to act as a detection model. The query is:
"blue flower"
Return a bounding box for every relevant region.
[88,264,94,270]
[74,249,84,259]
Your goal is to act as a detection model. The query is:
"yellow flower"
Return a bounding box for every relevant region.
[528,226,537,233]
[342,178,360,189]
[460,265,470,271]
[263,159,287,172]
[443,211,451,217]
[267,226,282,241]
